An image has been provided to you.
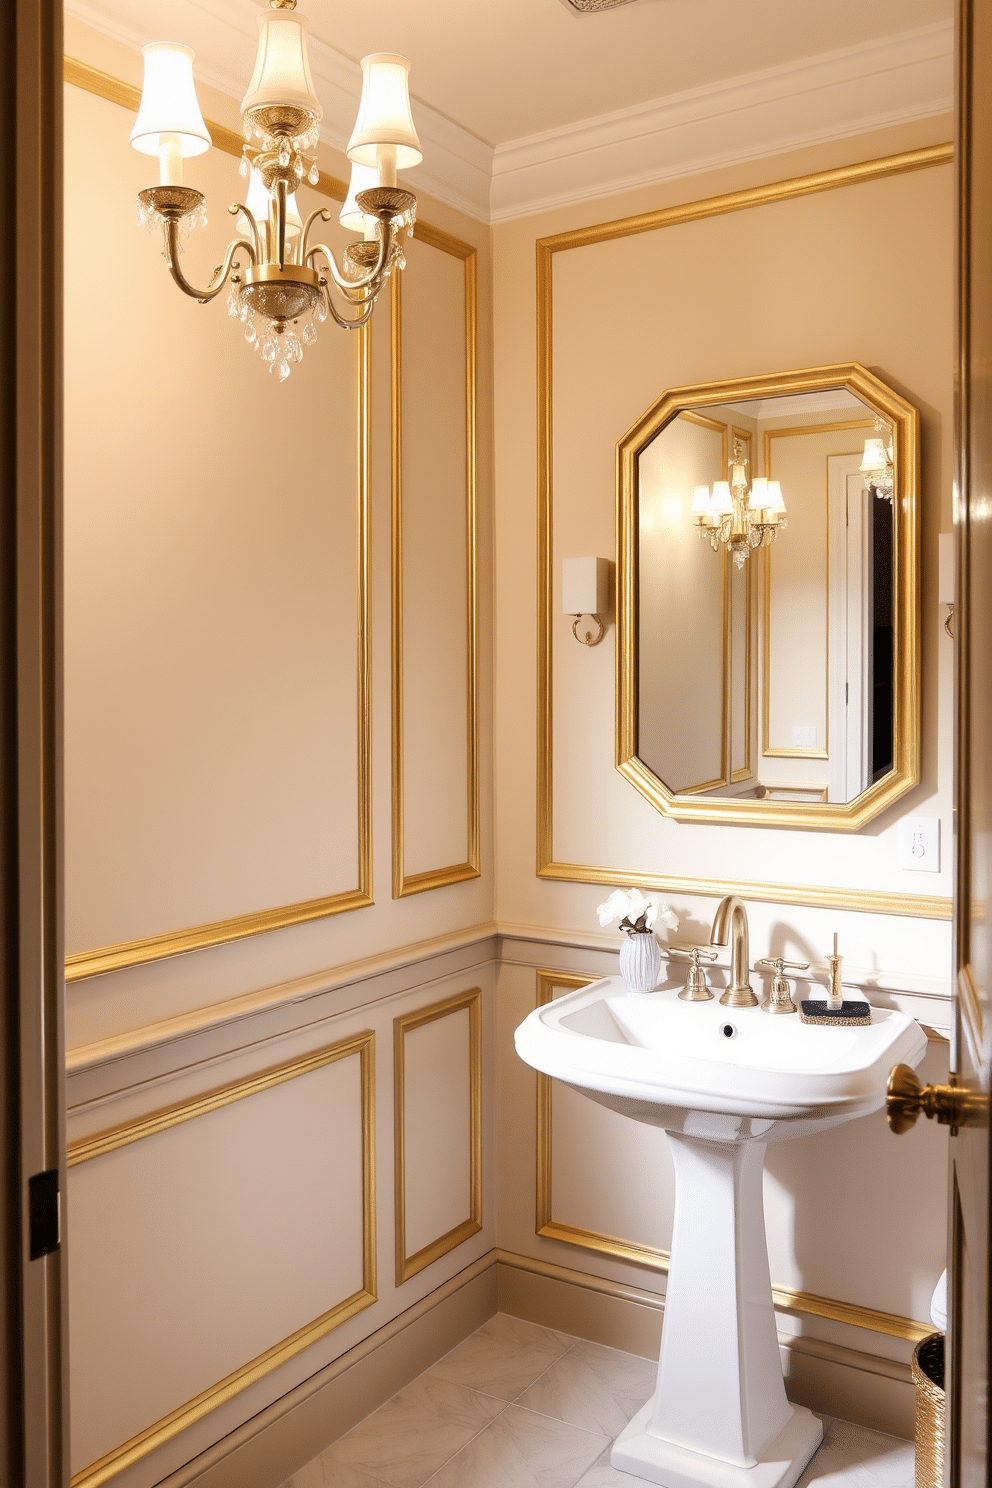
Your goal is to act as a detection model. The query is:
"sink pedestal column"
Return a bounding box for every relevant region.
[612,1134,822,1488]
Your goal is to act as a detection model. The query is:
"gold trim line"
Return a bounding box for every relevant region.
[391,234,481,898]
[68,1031,377,1488]
[394,989,483,1285]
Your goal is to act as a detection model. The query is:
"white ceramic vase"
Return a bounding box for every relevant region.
[619,931,661,993]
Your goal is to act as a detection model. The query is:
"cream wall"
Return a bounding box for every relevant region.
[62,12,959,1480]
[63,17,497,1488]
[492,117,955,1437]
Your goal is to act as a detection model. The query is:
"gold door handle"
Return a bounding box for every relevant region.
[886,1064,986,1135]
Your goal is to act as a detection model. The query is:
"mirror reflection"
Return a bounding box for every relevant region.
[637,387,895,806]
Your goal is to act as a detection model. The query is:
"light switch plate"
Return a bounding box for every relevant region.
[899,817,940,873]
[791,725,817,748]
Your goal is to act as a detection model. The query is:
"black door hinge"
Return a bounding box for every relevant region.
[28,1170,60,1259]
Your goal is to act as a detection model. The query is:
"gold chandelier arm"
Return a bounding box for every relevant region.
[163,220,256,304]
[319,279,378,331]
[300,206,333,263]
[229,202,261,262]
[306,229,390,297]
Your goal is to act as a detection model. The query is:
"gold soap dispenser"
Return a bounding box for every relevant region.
[799,934,871,1026]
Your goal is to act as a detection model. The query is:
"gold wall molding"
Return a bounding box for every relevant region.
[64,58,374,980]
[393,989,483,1284]
[390,239,480,898]
[68,1031,377,1488]
[537,143,953,918]
[533,969,932,1344]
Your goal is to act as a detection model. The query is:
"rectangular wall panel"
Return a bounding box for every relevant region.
[391,230,479,895]
[63,79,372,978]
[67,1035,375,1485]
[394,990,482,1283]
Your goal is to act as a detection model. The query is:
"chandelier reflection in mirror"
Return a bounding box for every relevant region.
[130,0,421,382]
[860,417,895,501]
[691,437,787,567]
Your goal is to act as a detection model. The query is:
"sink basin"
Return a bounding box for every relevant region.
[516,978,926,1138]
[514,975,926,1488]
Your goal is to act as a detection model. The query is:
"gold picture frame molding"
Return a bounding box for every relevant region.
[61,56,470,979]
[67,1030,377,1488]
[535,972,932,1345]
[393,989,483,1284]
[390,238,481,899]
[537,142,953,919]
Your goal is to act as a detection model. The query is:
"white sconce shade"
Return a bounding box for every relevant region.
[747,476,768,510]
[690,486,711,515]
[241,168,302,239]
[763,480,786,514]
[860,437,888,475]
[130,43,211,157]
[340,161,380,233]
[241,10,322,119]
[562,556,610,617]
[710,481,733,515]
[347,54,422,169]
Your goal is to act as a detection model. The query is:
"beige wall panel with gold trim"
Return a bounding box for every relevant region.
[60,15,494,1051]
[394,990,483,1283]
[63,956,497,1488]
[64,79,366,959]
[392,235,480,897]
[492,122,955,987]
[67,1036,374,1485]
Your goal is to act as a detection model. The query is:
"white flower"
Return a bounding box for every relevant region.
[596,887,679,934]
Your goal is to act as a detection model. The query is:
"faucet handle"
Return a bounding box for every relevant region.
[754,957,808,1014]
[669,945,719,961]
[668,944,716,1001]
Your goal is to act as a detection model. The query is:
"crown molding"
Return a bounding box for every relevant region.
[65,3,952,228]
[490,21,954,222]
[64,0,494,222]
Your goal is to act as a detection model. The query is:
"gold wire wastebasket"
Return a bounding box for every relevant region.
[911,1332,944,1488]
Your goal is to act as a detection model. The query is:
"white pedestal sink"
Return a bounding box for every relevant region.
[514,977,926,1488]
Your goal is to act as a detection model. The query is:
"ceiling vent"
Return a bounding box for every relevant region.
[559,0,642,11]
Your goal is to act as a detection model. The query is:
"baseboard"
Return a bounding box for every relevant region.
[495,1249,915,1442]
[159,1254,500,1488]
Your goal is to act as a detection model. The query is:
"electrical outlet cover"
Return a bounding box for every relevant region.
[899,817,940,873]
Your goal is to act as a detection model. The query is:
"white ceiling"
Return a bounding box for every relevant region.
[67,0,955,222]
[270,0,953,148]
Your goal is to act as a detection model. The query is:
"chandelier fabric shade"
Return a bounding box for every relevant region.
[241,9,322,121]
[130,1,420,382]
[347,54,423,170]
[129,43,211,158]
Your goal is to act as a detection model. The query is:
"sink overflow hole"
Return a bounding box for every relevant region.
[722,1023,737,1039]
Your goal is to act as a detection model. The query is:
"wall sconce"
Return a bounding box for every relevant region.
[563,557,610,645]
[939,532,955,638]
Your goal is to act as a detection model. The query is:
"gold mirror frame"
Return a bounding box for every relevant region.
[616,362,920,831]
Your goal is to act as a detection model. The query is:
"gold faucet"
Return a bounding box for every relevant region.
[710,895,759,1007]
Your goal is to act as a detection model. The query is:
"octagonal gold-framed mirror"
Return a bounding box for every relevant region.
[616,363,920,830]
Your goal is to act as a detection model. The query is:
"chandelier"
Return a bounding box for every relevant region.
[860,417,894,501]
[129,0,421,381]
[691,438,787,568]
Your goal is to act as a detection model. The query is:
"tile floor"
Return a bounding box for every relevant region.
[280,1314,915,1488]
